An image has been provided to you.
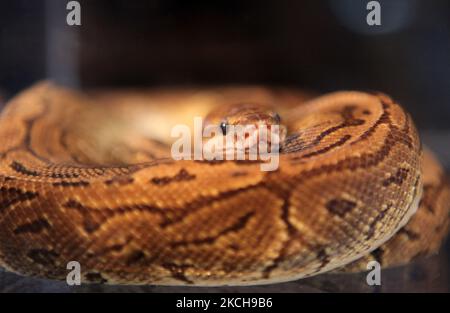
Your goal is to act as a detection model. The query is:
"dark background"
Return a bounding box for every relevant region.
[0,0,449,292]
[0,0,449,130]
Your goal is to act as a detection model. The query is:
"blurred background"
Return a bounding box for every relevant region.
[1,0,449,129]
[0,0,449,292]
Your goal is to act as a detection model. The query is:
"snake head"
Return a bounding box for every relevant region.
[203,103,287,155]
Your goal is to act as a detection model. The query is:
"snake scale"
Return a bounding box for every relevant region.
[0,82,448,286]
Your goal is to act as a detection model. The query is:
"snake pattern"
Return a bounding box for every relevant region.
[0,82,448,286]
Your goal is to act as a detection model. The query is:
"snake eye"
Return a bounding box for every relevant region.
[220,121,228,135]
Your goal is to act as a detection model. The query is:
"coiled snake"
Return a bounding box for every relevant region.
[0,82,448,285]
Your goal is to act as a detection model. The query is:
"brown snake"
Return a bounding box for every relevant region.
[0,82,448,286]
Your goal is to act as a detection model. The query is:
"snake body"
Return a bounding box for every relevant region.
[0,82,448,286]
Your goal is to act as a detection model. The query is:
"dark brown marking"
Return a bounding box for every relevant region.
[261,175,330,279]
[366,207,390,240]
[350,98,390,146]
[27,249,59,267]
[105,176,135,186]
[280,197,296,235]
[64,198,178,234]
[92,236,134,258]
[125,250,146,266]
[19,103,52,163]
[228,243,240,251]
[370,247,384,264]
[326,198,357,217]
[352,97,413,149]
[284,106,364,154]
[341,106,366,126]
[99,243,125,255]
[63,183,265,234]
[10,161,40,177]
[170,211,254,247]
[58,129,86,164]
[0,187,38,213]
[0,102,52,163]
[281,133,305,153]
[383,168,409,187]
[161,263,193,284]
[160,183,265,228]
[314,106,364,142]
[402,112,411,133]
[262,196,297,279]
[230,171,249,177]
[151,169,196,186]
[64,200,110,233]
[314,247,331,273]
[291,126,413,178]
[300,135,352,159]
[14,218,50,235]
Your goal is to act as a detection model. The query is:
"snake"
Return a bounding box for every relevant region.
[0,81,448,286]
